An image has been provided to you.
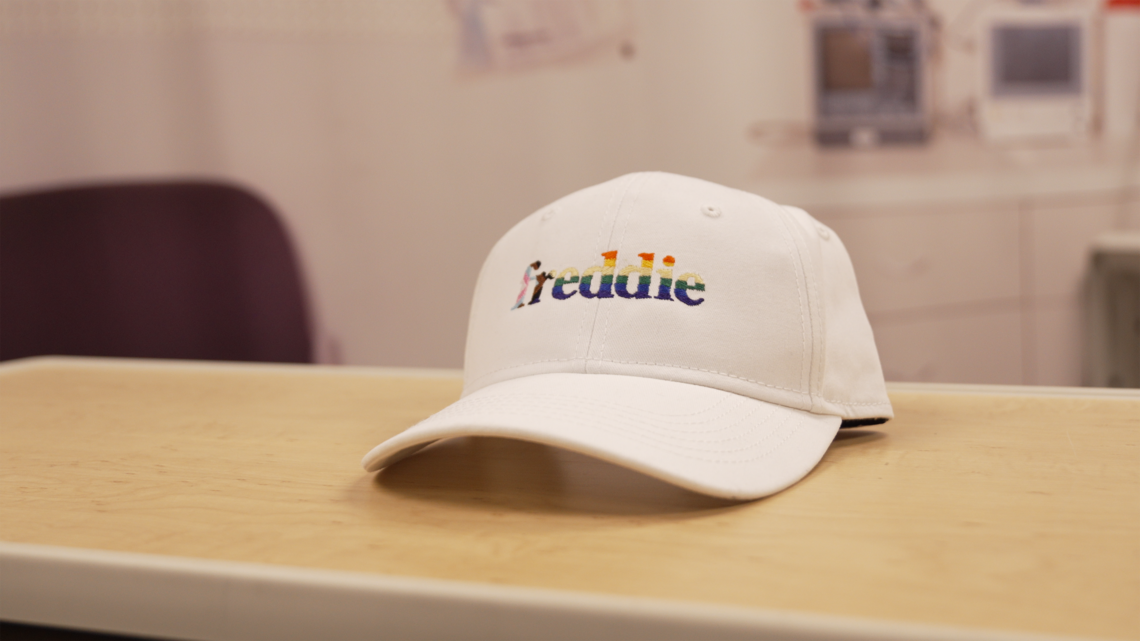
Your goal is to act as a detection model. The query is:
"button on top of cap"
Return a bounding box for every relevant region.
[700,204,722,218]
[817,224,831,240]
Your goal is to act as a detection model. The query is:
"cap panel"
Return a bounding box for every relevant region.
[463,175,634,393]
[774,204,828,407]
[782,207,893,419]
[584,174,814,410]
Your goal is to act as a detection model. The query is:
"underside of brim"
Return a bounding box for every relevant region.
[362,373,842,501]
[841,417,890,428]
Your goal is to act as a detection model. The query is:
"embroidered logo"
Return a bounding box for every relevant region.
[512,260,554,309]
[512,251,705,309]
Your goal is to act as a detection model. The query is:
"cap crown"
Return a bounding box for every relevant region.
[463,172,892,420]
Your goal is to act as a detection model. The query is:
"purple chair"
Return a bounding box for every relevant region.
[1,181,313,363]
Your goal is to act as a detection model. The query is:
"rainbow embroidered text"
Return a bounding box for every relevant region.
[512,251,706,309]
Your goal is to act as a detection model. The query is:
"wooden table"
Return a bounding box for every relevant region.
[1,357,1137,641]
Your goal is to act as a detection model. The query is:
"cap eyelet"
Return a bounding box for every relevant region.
[541,207,558,221]
[700,204,722,218]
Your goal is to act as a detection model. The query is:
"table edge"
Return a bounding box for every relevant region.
[0,355,464,380]
[883,381,1140,399]
[3,356,1138,400]
[0,542,1088,641]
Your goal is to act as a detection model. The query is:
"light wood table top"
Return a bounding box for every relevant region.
[1,357,1137,641]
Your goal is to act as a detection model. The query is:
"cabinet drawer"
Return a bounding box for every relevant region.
[1032,200,1119,299]
[817,204,1020,314]
[871,309,1023,384]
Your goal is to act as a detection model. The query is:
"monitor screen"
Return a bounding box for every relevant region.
[993,24,1081,95]
[822,28,873,91]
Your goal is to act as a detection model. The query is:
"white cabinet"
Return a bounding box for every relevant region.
[1029,198,1122,386]
[870,309,1023,384]
[820,204,1020,315]
[1031,199,1121,300]
[811,201,1024,384]
[748,141,1137,386]
[814,194,1130,385]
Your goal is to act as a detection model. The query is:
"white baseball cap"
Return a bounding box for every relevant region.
[362,172,892,500]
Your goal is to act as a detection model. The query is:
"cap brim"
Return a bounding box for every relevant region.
[362,373,841,501]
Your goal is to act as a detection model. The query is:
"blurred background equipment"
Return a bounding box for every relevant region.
[812,0,936,146]
[1086,231,1140,387]
[976,0,1099,141]
[1102,0,1140,139]
[0,182,313,363]
[451,0,633,72]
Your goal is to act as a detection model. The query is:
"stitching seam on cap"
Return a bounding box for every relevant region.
[448,390,740,421]
[459,375,738,418]
[427,398,772,444]
[421,399,809,463]
[426,394,784,447]
[599,172,652,363]
[464,357,888,406]
[430,392,755,430]
[580,174,636,367]
[583,172,647,367]
[774,205,812,401]
[596,359,882,405]
[801,214,825,399]
[465,357,807,396]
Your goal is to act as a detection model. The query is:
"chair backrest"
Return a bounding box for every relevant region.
[1,181,313,363]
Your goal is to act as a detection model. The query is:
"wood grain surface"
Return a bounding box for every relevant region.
[1,358,1137,639]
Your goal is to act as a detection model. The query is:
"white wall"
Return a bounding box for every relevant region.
[0,0,807,367]
[1,0,1136,383]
